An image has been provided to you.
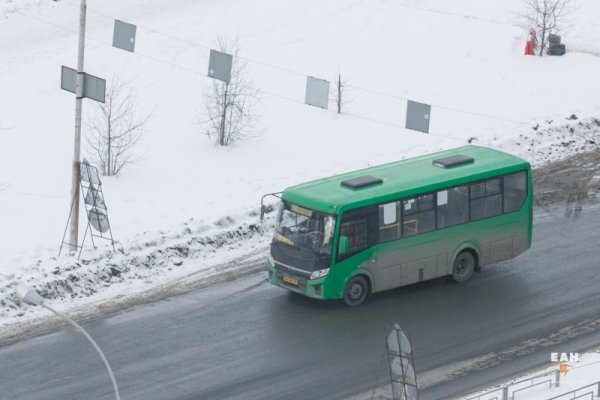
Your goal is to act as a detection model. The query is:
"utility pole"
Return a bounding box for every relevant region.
[69,0,87,252]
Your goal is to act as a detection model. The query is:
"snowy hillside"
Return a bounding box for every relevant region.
[1,0,599,332]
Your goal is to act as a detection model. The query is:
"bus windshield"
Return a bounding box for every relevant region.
[274,201,336,256]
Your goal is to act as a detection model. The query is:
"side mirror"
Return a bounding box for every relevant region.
[339,236,349,255]
[259,192,283,223]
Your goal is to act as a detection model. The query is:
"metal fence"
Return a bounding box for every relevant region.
[547,382,600,400]
[465,369,560,400]
[465,375,600,400]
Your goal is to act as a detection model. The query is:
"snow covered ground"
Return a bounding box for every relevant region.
[351,349,600,399]
[459,350,600,400]
[1,0,599,337]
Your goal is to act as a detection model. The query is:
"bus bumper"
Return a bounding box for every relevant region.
[266,260,327,299]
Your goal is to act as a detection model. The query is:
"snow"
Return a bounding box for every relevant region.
[351,350,600,400]
[0,0,599,338]
[460,351,600,400]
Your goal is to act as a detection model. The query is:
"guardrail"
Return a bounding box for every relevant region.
[465,369,560,400]
[512,377,554,399]
[547,382,600,400]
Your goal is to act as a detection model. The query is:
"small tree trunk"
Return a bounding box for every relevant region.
[107,130,112,176]
[539,27,547,56]
[337,74,342,114]
[106,112,112,176]
[538,4,548,56]
[219,83,228,146]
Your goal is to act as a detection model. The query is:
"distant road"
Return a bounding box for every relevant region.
[1,202,599,400]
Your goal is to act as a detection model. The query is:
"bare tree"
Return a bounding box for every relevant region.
[86,78,150,176]
[522,0,574,56]
[332,73,350,114]
[202,38,258,146]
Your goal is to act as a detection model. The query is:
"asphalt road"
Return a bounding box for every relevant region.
[1,201,600,400]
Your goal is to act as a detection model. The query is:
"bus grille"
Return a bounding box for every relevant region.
[275,263,308,292]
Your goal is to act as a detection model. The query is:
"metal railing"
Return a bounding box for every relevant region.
[465,369,560,400]
[512,378,553,399]
[547,382,600,400]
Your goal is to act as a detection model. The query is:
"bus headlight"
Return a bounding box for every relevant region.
[310,268,330,280]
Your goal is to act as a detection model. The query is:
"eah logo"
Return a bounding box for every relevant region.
[550,352,579,376]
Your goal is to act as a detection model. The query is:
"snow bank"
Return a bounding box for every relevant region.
[0,209,275,341]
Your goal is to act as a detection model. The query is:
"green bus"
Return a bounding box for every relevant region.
[266,145,532,306]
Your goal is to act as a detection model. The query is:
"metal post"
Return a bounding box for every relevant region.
[502,386,508,400]
[42,303,120,400]
[59,188,80,257]
[555,369,560,387]
[69,0,87,252]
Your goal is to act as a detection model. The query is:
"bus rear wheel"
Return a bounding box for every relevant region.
[343,276,369,307]
[452,251,475,283]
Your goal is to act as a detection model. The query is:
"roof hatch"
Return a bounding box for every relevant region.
[341,175,383,189]
[432,154,474,168]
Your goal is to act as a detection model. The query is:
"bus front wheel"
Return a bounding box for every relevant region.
[452,251,475,283]
[343,276,369,307]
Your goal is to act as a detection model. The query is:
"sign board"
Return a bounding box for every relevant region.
[61,66,76,93]
[88,208,110,233]
[61,66,106,103]
[305,76,330,109]
[113,20,137,52]
[387,324,418,400]
[80,161,101,186]
[85,186,106,210]
[208,50,233,83]
[405,100,431,134]
[60,160,115,257]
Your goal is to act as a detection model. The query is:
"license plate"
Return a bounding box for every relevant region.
[283,275,298,286]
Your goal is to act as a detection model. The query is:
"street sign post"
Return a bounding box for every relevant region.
[305,76,330,109]
[112,20,137,52]
[406,100,431,134]
[61,66,106,103]
[208,50,233,83]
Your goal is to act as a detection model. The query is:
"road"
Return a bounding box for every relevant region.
[1,201,599,400]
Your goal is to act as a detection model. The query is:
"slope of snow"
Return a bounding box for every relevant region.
[0,0,599,331]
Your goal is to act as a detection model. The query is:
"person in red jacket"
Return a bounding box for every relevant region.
[525,28,537,55]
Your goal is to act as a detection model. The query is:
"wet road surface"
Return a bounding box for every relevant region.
[1,199,599,399]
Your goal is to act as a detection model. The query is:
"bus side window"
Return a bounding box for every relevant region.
[503,172,527,212]
[339,207,377,260]
[403,194,435,237]
[471,178,502,221]
[378,202,401,243]
[437,185,468,229]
